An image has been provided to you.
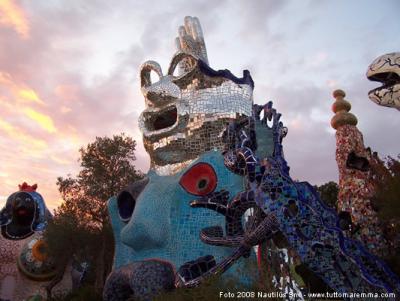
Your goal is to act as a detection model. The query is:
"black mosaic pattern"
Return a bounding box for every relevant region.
[177,255,216,283]
[198,59,254,89]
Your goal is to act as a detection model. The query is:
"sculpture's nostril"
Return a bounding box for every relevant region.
[116,178,149,223]
[119,176,169,251]
[117,191,136,222]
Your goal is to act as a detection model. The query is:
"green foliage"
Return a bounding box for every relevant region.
[315,181,339,209]
[45,133,143,296]
[372,155,400,222]
[55,134,143,228]
[294,263,332,294]
[49,286,102,301]
[385,254,400,278]
[154,275,234,301]
[369,155,400,276]
[45,211,99,265]
[77,134,143,203]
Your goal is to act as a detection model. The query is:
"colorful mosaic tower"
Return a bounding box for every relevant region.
[331,89,386,255]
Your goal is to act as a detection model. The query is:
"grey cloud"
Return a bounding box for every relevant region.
[254,82,339,185]
[235,0,289,33]
[255,72,400,186]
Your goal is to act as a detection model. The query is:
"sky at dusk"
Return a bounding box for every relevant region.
[0,0,399,210]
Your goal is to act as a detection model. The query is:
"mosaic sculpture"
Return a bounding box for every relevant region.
[331,89,387,255]
[105,16,400,300]
[192,102,400,295]
[367,52,400,110]
[0,183,73,301]
[138,16,253,175]
[105,16,256,300]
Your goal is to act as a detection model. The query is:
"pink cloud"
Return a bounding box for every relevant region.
[0,0,30,39]
[0,4,150,210]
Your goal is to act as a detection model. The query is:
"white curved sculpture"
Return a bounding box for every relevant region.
[366,52,400,110]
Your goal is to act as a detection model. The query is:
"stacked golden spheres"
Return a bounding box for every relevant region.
[331,89,358,130]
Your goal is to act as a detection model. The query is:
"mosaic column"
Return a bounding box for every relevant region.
[331,89,386,255]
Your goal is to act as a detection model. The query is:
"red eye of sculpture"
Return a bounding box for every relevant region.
[179,163,217,196]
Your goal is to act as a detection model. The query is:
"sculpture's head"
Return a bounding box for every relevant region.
[105,17,260,300]
[106,150,252,298]
[138,16,254,174]
[0,182,50,240]
[366,52,400,110]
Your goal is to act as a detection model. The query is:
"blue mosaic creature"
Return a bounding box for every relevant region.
[191,102,400,296]
[105,102,400,300]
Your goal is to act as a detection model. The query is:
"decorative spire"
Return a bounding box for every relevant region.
[331,89,358,130]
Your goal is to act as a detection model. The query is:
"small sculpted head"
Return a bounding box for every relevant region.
[0,183,59,283]
[0,182,50,240]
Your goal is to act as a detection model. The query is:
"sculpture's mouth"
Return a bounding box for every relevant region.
[367,71,400,94]
[142,105,179,136]
[103,256,219,300]
[103,260,175,300]
[13,205,35,226]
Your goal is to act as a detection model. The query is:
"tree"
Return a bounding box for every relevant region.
[370,155,400,276]
[371,155,400,223]
[315,181,339,209]
[45,134,143,297]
